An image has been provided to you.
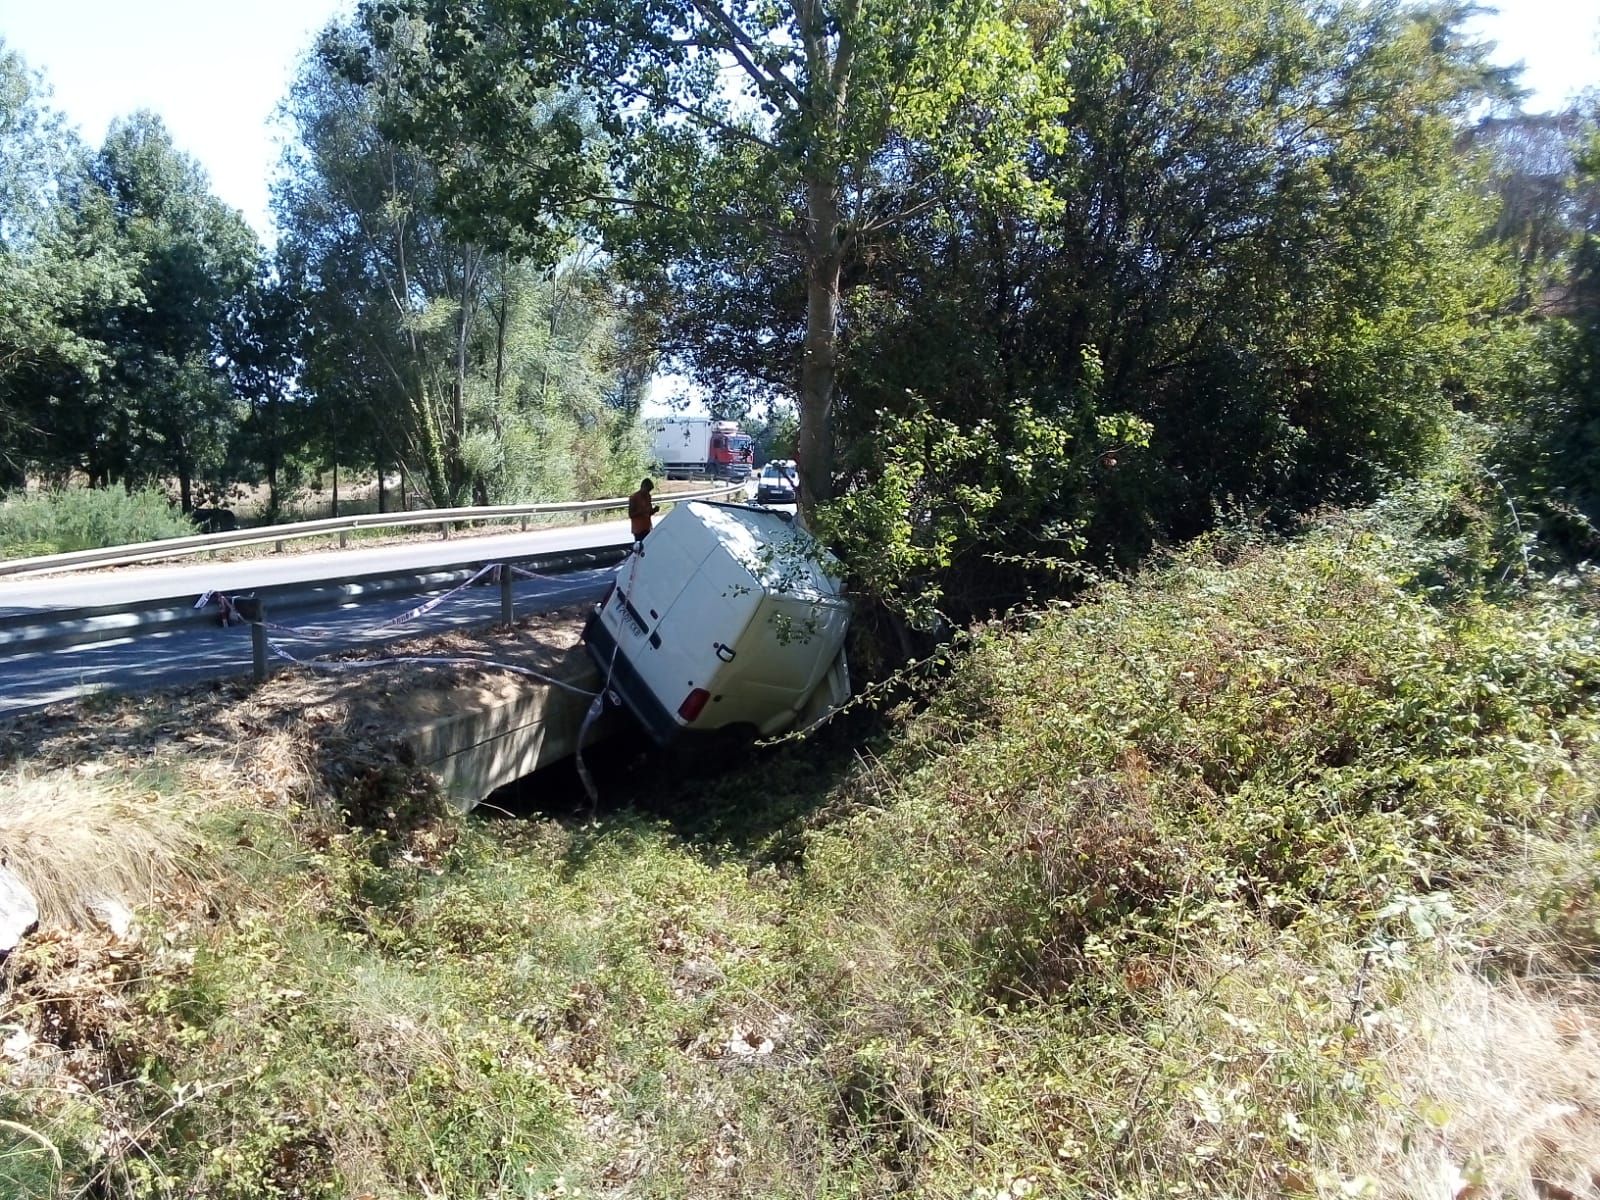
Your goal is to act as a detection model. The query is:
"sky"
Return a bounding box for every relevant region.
[0,0,353,239]
[1,1,1597,245]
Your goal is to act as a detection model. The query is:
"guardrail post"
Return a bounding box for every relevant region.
[339,530,348,549]
[274,540,284,554]
[441,521,451,540]
[520,516,528,532]
[500,564,514,625]
[251,606,268,684]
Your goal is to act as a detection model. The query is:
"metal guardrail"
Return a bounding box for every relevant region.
[0,481,747,579]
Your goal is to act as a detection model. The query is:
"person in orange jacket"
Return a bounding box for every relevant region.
[629,477,659,545]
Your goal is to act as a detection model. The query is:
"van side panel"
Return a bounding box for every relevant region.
[688,594,849,734]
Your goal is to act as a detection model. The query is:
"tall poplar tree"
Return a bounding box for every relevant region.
[357,0,1065,510]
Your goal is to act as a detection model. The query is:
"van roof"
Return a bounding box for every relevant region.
[686,502,846,603]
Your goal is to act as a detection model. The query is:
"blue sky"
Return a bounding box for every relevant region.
[0,0,353,239]
[0,0,1596,244]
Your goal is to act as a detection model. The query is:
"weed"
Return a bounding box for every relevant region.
[4,473,1600,1198]
[0,487,193,558]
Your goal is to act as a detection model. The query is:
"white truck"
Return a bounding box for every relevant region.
[647,418,755,480]
[583,501,851,745]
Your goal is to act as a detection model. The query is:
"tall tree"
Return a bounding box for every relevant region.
[222,265,301,517]
[0,42,136,486]
[357,0,1064,511]
[1469,112,1586,313]
[1535,110,1600,525]
[85,113,258,507]
[278,21,648,507]
[829,0,1522,567]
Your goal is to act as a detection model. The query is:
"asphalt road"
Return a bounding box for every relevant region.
[0,517,636,620]
[0,481,778,716]
[0,566,614,716]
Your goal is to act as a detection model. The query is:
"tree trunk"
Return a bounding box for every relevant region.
[414,393,452,507]
[494,280,508,399]
[378,466,386,514]
[268,392,280,518]
[331,455,339,518]
[176,431,193,512]
[798,179,843,518]
[451,283,471,498]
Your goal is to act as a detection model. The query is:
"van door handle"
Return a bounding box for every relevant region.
[714,642,736,662]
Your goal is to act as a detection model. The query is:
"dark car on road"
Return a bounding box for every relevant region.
[755,462,797,505]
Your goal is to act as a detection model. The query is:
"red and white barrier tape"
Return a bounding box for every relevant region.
[275,563,495,638]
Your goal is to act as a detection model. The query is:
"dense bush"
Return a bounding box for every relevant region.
[0,486,193,558]
[7,465,1600,1198]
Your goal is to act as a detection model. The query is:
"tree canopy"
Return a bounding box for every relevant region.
[356,0,1070,508]
[276,21,650,509]
[0,44,137,486]
[1,3,1595,645]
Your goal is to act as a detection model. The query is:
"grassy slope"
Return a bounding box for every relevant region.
[4,487,1600,1199]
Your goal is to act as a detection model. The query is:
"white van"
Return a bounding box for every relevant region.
[583,501,851,744]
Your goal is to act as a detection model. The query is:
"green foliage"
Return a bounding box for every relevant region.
[746,404,799,465]
[0,486,192,557]
[278,23,647,509]
[0,42,140,484]
[815,382,1150,624]
[0,81,259,504]
[75,113,259,505]
[0,1103,69,1200]
[1494,106,1600,547]
[831,0,1520,622]
[376,0,1528,619]
[772,492,1600,1194]
[9,478,1600,1197]
[1464,100,1600,564]
[358,0,1069,505]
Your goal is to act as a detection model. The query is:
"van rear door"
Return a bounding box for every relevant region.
[649,563,760,728]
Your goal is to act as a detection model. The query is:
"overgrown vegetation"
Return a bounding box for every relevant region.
[3,0,1600,1194]
[4,1,1597,603]
[0,486,194,557]
[0,32,649,517]
[4,458,1599,1197]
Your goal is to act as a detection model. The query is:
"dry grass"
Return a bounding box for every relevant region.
[0,769,210,931]
[0,603,590,776]
[1341,965,1600,1200]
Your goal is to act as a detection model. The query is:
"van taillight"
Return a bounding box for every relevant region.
[678,687,710,723]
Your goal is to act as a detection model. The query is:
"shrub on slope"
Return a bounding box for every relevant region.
[784,521,1600,1195]
[3,491,1600,1199]
[0,487,192,558]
